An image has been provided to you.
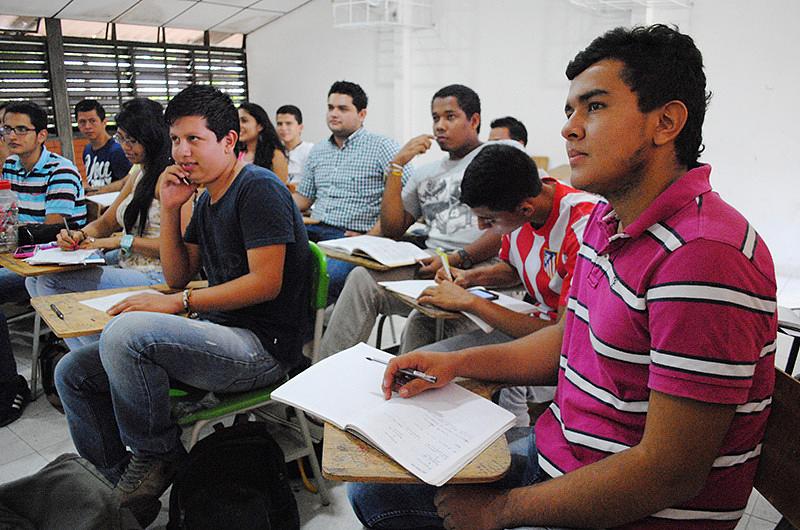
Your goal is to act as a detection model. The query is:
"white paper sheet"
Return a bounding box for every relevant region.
[79,289,160,312]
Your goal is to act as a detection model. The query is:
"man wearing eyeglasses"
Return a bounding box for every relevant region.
[76,99,131,195]
[0,101,86,427]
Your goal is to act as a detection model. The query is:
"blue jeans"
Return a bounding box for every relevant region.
[26,266,165,350]
[347,428,575,530]
[54,312,287,481]
[305,223,356,303]
[0,269,28,383]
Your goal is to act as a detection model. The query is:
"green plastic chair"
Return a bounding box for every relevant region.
[170,241,331,505]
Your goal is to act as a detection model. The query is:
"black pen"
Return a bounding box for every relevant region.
[366,356,437,384]
[50,303,65,320]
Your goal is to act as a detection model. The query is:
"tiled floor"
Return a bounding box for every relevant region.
[0,309,792,529]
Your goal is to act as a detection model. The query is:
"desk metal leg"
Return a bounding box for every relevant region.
[30,313,41,399]
[786,336,800,375]
[435,319,444,342]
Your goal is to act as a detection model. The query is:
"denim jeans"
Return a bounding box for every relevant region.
[304,222,356,303]
[26,266,165,350]
[0,269,28,384]
[347,428,575,529]
[54,312,287,481]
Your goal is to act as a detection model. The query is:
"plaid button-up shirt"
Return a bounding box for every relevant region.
[297,127,411,232]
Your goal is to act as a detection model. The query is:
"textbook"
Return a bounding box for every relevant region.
[317,235,430,268]
[378,280,537,333]
[271,343,515,486]
[25,247,106,266]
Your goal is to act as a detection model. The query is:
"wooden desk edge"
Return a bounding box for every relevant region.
[387,290,462,320]
[320,248,391,271]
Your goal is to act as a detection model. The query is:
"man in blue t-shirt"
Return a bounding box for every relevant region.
[75,99,131,194]
[55,85,310,525]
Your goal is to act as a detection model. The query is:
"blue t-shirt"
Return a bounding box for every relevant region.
[83,138,131,189]
[184,165,310,368]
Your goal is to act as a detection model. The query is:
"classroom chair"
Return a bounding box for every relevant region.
[753,368,800,529]
[170,241,331,505]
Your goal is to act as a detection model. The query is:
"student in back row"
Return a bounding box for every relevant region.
[320,84,508,357]
[76,99,132,194]
[350,24,776,530]
[275,104,313,187]
[237,101,289,183]
[0,101,86,427]
[55,85,310,524]
[293,80,410,298]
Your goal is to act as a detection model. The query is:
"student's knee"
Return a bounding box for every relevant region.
[54,343,100,395]
[99,313,154,363]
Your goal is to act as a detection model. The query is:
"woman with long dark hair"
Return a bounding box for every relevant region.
[237,102,289,183]
[26,98,194,349]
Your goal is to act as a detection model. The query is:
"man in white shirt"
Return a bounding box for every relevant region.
[275,104,313,187]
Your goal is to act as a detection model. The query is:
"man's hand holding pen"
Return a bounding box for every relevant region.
[381,351,458,400]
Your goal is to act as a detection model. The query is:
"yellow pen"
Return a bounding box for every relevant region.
[435,247,453,281]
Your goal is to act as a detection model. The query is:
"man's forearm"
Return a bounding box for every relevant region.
[159,206,192,287]
[465,298,555,338]
[453,231,502,266]
[380,172,412,238]
[451,320,563,385]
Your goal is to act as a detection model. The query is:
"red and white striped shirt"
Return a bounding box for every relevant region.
[499,178,597,319]
[535,165,777,529]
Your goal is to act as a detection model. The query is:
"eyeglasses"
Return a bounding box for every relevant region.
[114,133,139,148]
[0,125,36,137]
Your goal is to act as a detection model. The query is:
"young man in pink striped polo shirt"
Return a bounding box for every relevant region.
[348,24,777,530]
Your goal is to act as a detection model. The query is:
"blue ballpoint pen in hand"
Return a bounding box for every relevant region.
[365,356,438,384]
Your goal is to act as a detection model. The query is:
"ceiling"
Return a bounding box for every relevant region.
[0,0,310,34]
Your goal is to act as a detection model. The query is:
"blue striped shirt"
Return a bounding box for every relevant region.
[2,146,87,225]
[297,127,411,232]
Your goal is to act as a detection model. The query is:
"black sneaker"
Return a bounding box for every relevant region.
[115,448,186,507]
[0,375,31,427]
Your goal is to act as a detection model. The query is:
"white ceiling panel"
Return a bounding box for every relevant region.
[212,8,278,33]
[57,0,139,22]
[165,2,242,30]
[197,0,255,7]
[0,0,64,18]
[116,0,196,26]
[249,0,306,13]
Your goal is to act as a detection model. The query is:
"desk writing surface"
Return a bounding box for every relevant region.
[321,247,391,271]
[30,281,208,339]
[322,379,510,484]
[302,216,320,225]
[0,252,90,277]
[387,289,463,321]
[778,306,800,332]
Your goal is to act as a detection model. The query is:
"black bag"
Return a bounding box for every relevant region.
[167,416,300,530]
[17,221,81,246]
[38,334,69,413]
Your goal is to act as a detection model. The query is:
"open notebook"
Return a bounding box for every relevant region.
[378,280,538,333]
[271,343,515,486]
[318,235,430,268]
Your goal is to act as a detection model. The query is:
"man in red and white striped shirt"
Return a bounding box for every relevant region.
[348,25,776,530]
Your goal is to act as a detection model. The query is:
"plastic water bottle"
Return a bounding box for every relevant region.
[0,180,18,252]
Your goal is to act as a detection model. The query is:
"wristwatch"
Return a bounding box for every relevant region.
[456,248,473,269]
[120,234,134,255]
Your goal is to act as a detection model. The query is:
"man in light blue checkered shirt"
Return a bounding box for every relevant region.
[293,81,411,299]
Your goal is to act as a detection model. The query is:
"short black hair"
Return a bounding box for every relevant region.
[74,99,106,121]
[566,24,710,168]
[5,101,48,132]
[432,84,481,133]
[490,116,528,146]
[276,104,303,124]
[460,144,541,212]
[328,81,368,111]
[164,84,239,141]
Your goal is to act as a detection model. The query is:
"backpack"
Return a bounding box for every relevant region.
[38,334,69,413]
[167,415,300,530]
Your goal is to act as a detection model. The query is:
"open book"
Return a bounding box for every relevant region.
[26,247,106,266]
[318,235,430,268]
[378,280,537,333]
[271,343,515,486]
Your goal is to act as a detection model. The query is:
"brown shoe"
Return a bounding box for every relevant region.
[115,452,183,506]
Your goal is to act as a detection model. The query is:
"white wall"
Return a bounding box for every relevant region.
[247,0,800,285]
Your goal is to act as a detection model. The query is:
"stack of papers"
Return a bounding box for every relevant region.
[26,247,106,266]
[272,343,515,486]
[86,192,120,208]
[378,280,537,333]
